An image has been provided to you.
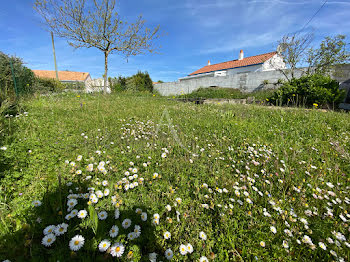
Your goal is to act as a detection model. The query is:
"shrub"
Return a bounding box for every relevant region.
[109,76,128,92]
[126,71,153,92]
[0,52,35,102]
[32,77,66,94]
[269,74,345,108]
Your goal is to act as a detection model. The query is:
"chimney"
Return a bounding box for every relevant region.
[208,60,211,65]
[239,50,244,60]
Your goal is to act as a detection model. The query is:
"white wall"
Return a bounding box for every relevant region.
[262,54,286,71]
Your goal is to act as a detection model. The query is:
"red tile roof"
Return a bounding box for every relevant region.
[32,70,90,81]
[189,51,277,76]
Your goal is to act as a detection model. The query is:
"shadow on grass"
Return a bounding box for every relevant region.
[0,180,161,262]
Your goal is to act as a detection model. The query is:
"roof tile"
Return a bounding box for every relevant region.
[189,51,277,76]
[32,70,90,81]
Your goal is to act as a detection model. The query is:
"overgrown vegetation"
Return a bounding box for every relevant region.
[177,87,276,101]
[1,93,349,261]
[109,71,153,93]
[268,74,346,108]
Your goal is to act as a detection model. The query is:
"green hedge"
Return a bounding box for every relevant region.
[269,74,345,108]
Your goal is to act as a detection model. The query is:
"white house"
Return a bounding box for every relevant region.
[180,50,286,80]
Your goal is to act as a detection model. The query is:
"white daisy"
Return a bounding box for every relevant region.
[179,244,187,255]
[77,155,82,161]
[78,210,88,219]
[54,223,68,236]
[270,226,277,234]
[115,209,120,219]
[164,231,171,239]
[67,199,78,209]
[199,231,207,240]
[165,249,173,260]
[134,225,141,237]
[200,256,209,262]
[110,242,125,257]
[98,211,108,220]
[319,242,327,250]
[42,233,56,247]
[141,212,147,221]
[98,239,111,252]
[165,205,172,212]
[102,180,108,186]
[96,191,103,198]
[104,189,110,196]
[153,213,160,220]
[43,225,56,235]
[69,235,85,251]
[32,200,42,207]
[109,225,119,238]
[260,241,266,247]
[122,218,131,229]
[149,252,157,261]
[128,232,136,240]
[135,208,142,215]
[186,243,193,253]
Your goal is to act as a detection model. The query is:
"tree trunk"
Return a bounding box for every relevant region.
[104,52,108,93]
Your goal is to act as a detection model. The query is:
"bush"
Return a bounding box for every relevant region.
[32,77,66,94]
[269,74,345,108]
[109,76,128,92]
[0,52,35,103]
[126,71,153,92]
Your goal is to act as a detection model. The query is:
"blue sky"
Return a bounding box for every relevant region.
[1,0,349,81]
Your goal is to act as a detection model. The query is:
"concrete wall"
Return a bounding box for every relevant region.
[155,65,350,97]
[155,69,303,96]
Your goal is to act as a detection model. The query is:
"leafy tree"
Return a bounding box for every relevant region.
[307,35,350,75]
[34,0,160,93]
[276,33,349,81]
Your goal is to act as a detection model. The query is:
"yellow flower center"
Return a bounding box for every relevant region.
[59,228,64,232]
[74,240,80,245]
[103,243,107,247]
[116,247,120,252]
[47,238,52,243]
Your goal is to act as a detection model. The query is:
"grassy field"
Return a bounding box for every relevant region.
[0,92,349,261]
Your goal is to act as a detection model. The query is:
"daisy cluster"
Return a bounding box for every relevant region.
[29,125,349,261]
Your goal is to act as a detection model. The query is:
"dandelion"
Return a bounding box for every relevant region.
[165,249,173,260]
[122,218,131,229]
[110,242,125,257]
[54,223,68,236]
[69,235,85,251]
[109,225,119,238]
[164,231,171,239]
[98,211,108,220]
[77,210,87,219]
[98,239,110,252]
[199,231,207,240]
[179,244,187,255]
[42,233,56,247]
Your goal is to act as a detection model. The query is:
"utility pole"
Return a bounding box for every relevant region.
[51,31,59,80]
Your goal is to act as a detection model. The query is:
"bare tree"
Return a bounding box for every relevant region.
[34,0,160,93]
[276,32,314,82]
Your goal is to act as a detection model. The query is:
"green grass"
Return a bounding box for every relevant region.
[177,87,276,101]
[0,92,350,261]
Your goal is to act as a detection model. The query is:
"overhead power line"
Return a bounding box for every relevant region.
[298,0,328,33]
